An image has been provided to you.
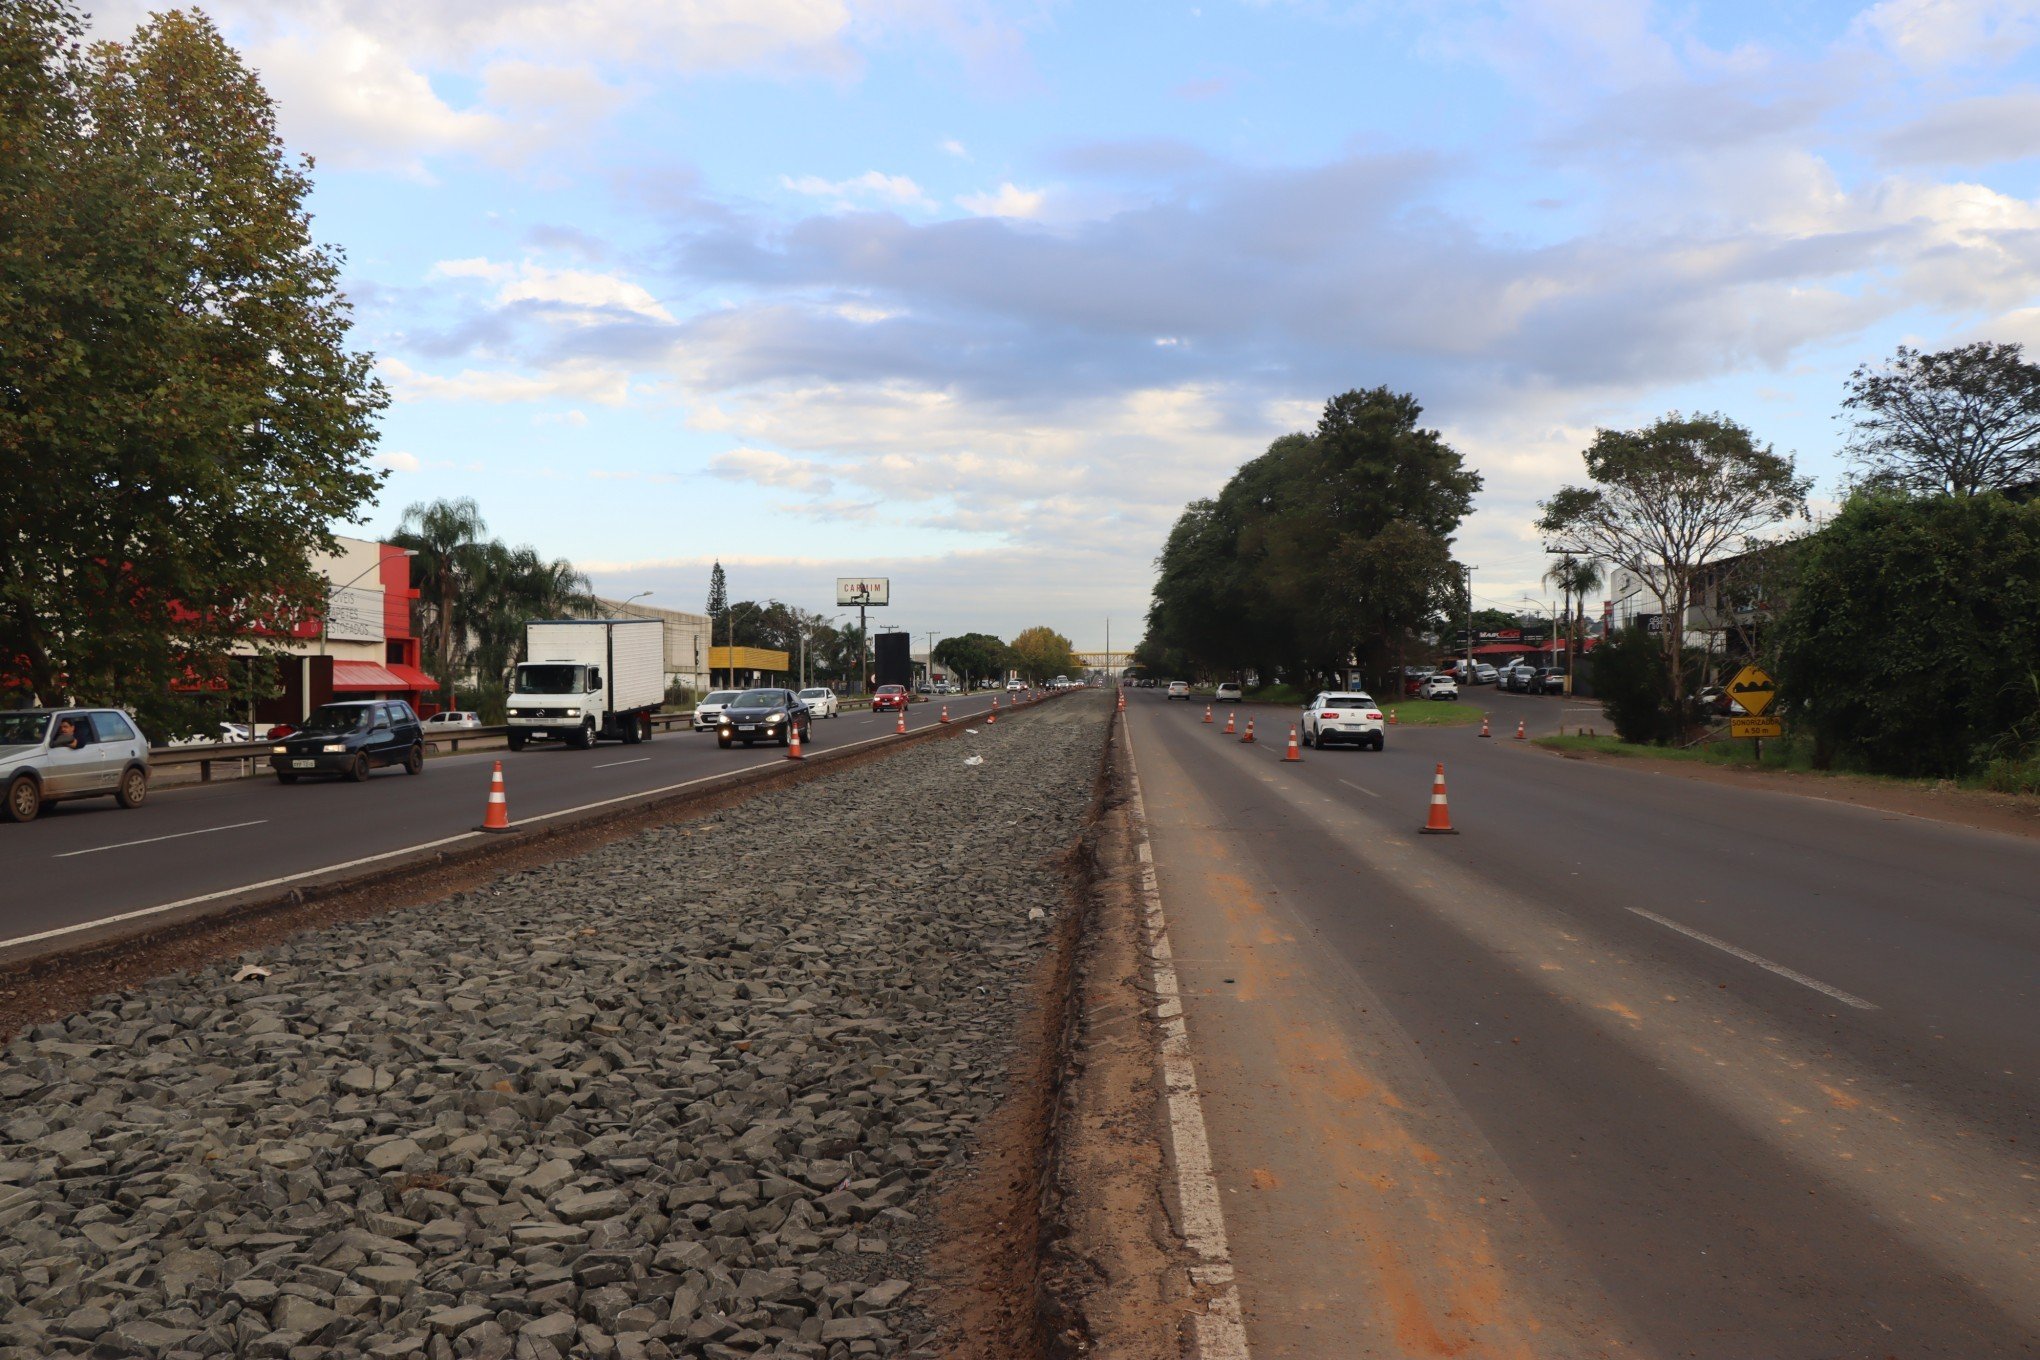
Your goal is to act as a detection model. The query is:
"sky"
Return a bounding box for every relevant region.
[86,0,2040,648]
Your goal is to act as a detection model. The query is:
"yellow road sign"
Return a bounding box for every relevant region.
[1730,717,1782,739]
[1728,665,1777,716]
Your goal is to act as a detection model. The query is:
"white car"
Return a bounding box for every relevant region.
[1214,682,1243,703]
[1007,679,1027,692]
[693,690,741,731]
[423,710,482,731]
[1302,692,1385,750]
[796,687,841,718]
[1420,674,1459,701]
[1166,681,1191,700]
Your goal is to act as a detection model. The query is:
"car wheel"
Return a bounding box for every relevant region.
[779,725,791,747]
[276,772,299,785]
[345,753,370,782]
[4,775,42,823]
[1371,736,1385,751]
[404,745,424,776]
[718,734,732,749]
[116,766,148,808]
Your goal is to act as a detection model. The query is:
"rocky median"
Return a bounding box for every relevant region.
[0,696,1113,1360]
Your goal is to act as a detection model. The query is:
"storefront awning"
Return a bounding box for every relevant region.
[332,660,438,692]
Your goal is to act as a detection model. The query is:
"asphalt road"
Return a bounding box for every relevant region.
[1128,688,2040,1358]
[0,691,1020,955]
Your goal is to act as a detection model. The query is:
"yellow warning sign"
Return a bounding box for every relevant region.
[1728,665,1777,717]
[1730,717,1782,739]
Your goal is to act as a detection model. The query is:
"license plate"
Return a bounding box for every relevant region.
[291,760,315,769]
[737,724,758,732]
[530,730,548,738]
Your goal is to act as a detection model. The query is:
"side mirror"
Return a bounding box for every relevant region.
[588,668,602,690]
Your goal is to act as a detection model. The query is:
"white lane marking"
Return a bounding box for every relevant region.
[53,819,269,859]
[593,758,651,769]
[4,720,957,955]
[1120,715,1253,1360]
[1627,907,1878,1011]
[0,831,485,952]
[1336,778,1381,800]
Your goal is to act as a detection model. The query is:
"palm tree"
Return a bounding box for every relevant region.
[1543,554,1605,679]
[392,497,488,708]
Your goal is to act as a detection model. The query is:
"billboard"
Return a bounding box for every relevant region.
[836,576,890,606]
[873,631,913,688]
[324,585,385,643]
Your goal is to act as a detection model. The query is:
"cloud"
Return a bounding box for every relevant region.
[380,357,632,406]
[940,138,970,159]
[374,450,423,472]
[780,171,936,210]
[709,447,837,492]
[431,258,675,323]
[1880,90,2040,165]
[1856,0,2040,69]
[954,182,1046,218]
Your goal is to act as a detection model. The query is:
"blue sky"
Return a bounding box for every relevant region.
[91,0,2040,645]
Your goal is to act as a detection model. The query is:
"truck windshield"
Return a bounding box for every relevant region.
[0,712,51,747]
[516,664,585,695]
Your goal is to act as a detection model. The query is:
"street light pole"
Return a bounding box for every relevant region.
[616,590,653,617]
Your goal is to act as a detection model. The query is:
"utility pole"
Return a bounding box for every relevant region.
[1105,616,1111,686]
[1462,564,1476,680]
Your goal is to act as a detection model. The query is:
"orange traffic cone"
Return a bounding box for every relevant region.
[1117,689,1125,712]
[1479,714,1492,738]
[1515,719,1526,741]
[1223,710,1236,735]
[1241,717,1256,744]
[1419,763,1458,835]
[895,708,907,735]
[1388,707,1399,725]
[987,704,997,725]
[939,705,950,724]
[479,761,511,832]
[1203,705,1213,724]
[1283,726,1302,762]
[787,720,805,760]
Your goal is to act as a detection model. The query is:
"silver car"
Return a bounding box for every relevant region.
[1,708,152,822]
[796,687,842,718]
[693,690,742,731]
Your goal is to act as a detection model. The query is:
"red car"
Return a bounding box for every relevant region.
[871,684,909,712]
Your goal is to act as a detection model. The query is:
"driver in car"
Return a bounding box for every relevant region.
[50,717,84,749]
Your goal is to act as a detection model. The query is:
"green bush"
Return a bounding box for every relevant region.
[1775,493,2040,778]
[1590,625,1682,745]
[664,681,697,710]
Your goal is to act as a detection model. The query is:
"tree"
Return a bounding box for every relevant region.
[1008,626,1080,683]
[1,5,386,728]
[934,632,1010,688]
[1543,554,1604,680]
[1842,342,2040,497]
[1774,493,2040,777]
[392,498,488,707]
[705,562,729,685]
[1538,413,1808,726]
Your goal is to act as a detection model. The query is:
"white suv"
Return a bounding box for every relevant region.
[1166,681,1191,699]
[1421,673,1459,700]
[796,687,840,718]
[1214,682,1244,703]
[1302,692,1385,750]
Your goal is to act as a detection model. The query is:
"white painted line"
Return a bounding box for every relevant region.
[1336,778,1381,800]
[0,831,485,953]
[593,758,651,769]
[54,819,268,859]
[1119,716,1253,1360]
[1627,907,1878,1010]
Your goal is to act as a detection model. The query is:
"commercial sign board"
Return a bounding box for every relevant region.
[835,577,890,607]
[324,585,384,643]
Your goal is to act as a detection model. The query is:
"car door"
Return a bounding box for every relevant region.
[82,712,137,789]
[41,713,104,795]
[368,704,399,765]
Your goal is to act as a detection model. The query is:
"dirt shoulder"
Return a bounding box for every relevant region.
[1537,743,2040,842]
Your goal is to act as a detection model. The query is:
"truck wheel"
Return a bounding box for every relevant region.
[5,775,42,822]
[641,714,654,742]
[507,732,527,752]
[574,721,597,750]
[621,716,641,745]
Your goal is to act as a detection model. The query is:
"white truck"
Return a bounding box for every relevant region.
[506,618,664,750]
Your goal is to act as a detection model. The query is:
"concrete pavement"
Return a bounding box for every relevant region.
[1124,688,2040,1357]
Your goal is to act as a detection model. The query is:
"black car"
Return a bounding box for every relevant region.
[269,700,425,783]
[715,689,811,749]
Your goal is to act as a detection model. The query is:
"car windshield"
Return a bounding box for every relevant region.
[701,692,738,705]
[878,686,904,694]
[0,712,52,747]
[798,689,829,699]
[303,704,373,732]
[734,690,784,707]
[516,664,585,695]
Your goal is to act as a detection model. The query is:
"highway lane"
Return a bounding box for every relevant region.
[0,690,1022,951]
[1127,690,2040,1357]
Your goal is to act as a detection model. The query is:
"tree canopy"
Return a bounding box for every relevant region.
[1842,342,2040,497]
[933,632,1010,686]
[1,4,386,729]
[1007,626,1081,682]
[1144,388,1480,689]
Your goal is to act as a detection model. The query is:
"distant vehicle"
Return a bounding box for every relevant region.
[1421,673,1459,700]
[1473,663,1499,685]
[693,690,741,731]
[1051,675,1070,689]
[506,618,663,750]
[270,700,423,784]
[1214,682,1244,703]
[932,681,956,695]
[1006,679,1028,692]
[716,689,811,750]
[1695,685,1746,716]
[915,682,933,695]
[1504,663,1537,692]
[1301,692,1385,751]
[1166,681,1191,699]
[1,708,152,822]
[1530,666,1568,695]
[1401,666,1435,696]
[422,711,482,732]
[797,687,841,718]
[872,684,910,712]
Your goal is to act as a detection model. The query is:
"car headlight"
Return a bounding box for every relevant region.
[272,745,287,754]
[766,714,783,724]
[322,743,347,753]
